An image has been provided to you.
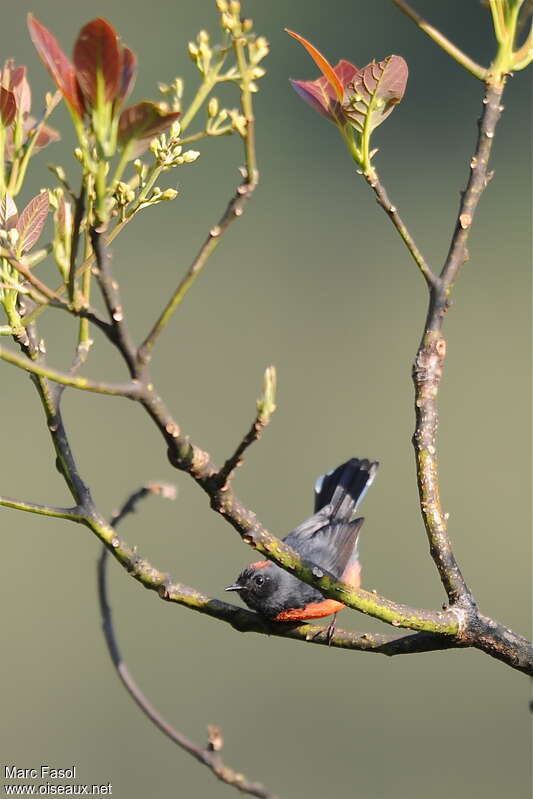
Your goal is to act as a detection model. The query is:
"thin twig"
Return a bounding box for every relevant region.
[234,32,258,183]
[138,31,259,364]
[90,228,139,378]
[363,174,438,287]
[98,485,280,799]
[68,183,85,303]
[2,251,63,303]
[137,170,258,364]
[21,217,131,329]
[0,496,83,520]
[216,365,276,487]
[216,413,270,488]
[391,0,487,80]
[4,251,111,338]
[0,345,139,397]
[56,338,95,401]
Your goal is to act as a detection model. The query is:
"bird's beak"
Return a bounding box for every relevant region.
[225,582,244,592]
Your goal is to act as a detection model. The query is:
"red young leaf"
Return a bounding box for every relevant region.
[1,60,32,117]
[118,101,180,155]
[335,60,360,88]
[0,194,18,230]
[290,60,358,125]
[73,18,122,107]
[117,47,137,108]
[343,55,408,134]
[27,14,85,119]
[32,121,61,152]
[285,30,344,102]
[0,87,16,126]
[16,192,49,253]
[5,117,60,162]
[290,78,336,119]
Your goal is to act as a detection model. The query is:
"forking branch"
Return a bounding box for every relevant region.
[1,2,532,794]
[1,0,532,675]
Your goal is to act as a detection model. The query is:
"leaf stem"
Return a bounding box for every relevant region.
[180,53,227,133]
[233,35,258,182]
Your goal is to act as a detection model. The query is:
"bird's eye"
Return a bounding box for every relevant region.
[254,574,265,587]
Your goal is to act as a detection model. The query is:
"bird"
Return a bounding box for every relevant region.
[225,457,378,633]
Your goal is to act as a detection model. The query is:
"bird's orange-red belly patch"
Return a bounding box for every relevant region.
[272,560,361,621]
[273,598,345,621]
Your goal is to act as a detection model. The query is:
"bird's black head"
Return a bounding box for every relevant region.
[225,562,281,615]
[225,560,323,618]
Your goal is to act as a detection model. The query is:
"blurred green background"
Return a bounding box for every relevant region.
[1,1,531,797]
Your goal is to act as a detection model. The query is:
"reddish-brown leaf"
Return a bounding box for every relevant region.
[343,55,408,134]
[56,193,71,237]
[73,18,122,106]
[32,121,61,152]
[118,101,180,155]
[0,87,16,126]
[289,60,358,125]
[290,77,335,120]
[16,192,49,253]
[335,60,360,90]
[4,118,60,162]
[0,194,18,230]
[285,30,344,102]
[117,47,137,108]
[27,14,85,119]
[1,60,32,117]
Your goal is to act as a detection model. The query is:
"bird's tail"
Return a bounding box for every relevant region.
[314,457,379,520]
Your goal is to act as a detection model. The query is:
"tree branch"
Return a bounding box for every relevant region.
[137,386,459,635]
[137,25,260,364]
[391,0,487,80]
[0,344,140,397]
[90,228,139,378]
[440,82,504,289]
[363,173,438,287]
[215,365,277,488]
[2,250,112,339]
[0,495,83,520]
[138,172,257,363]
[96,484,280,799]
[412,80,505,607]
[2,18,530,680]
[67,182,85,303]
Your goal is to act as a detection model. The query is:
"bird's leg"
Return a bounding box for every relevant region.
[326,613,338,646]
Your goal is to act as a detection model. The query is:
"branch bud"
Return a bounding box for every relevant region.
[257,365,277,424]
